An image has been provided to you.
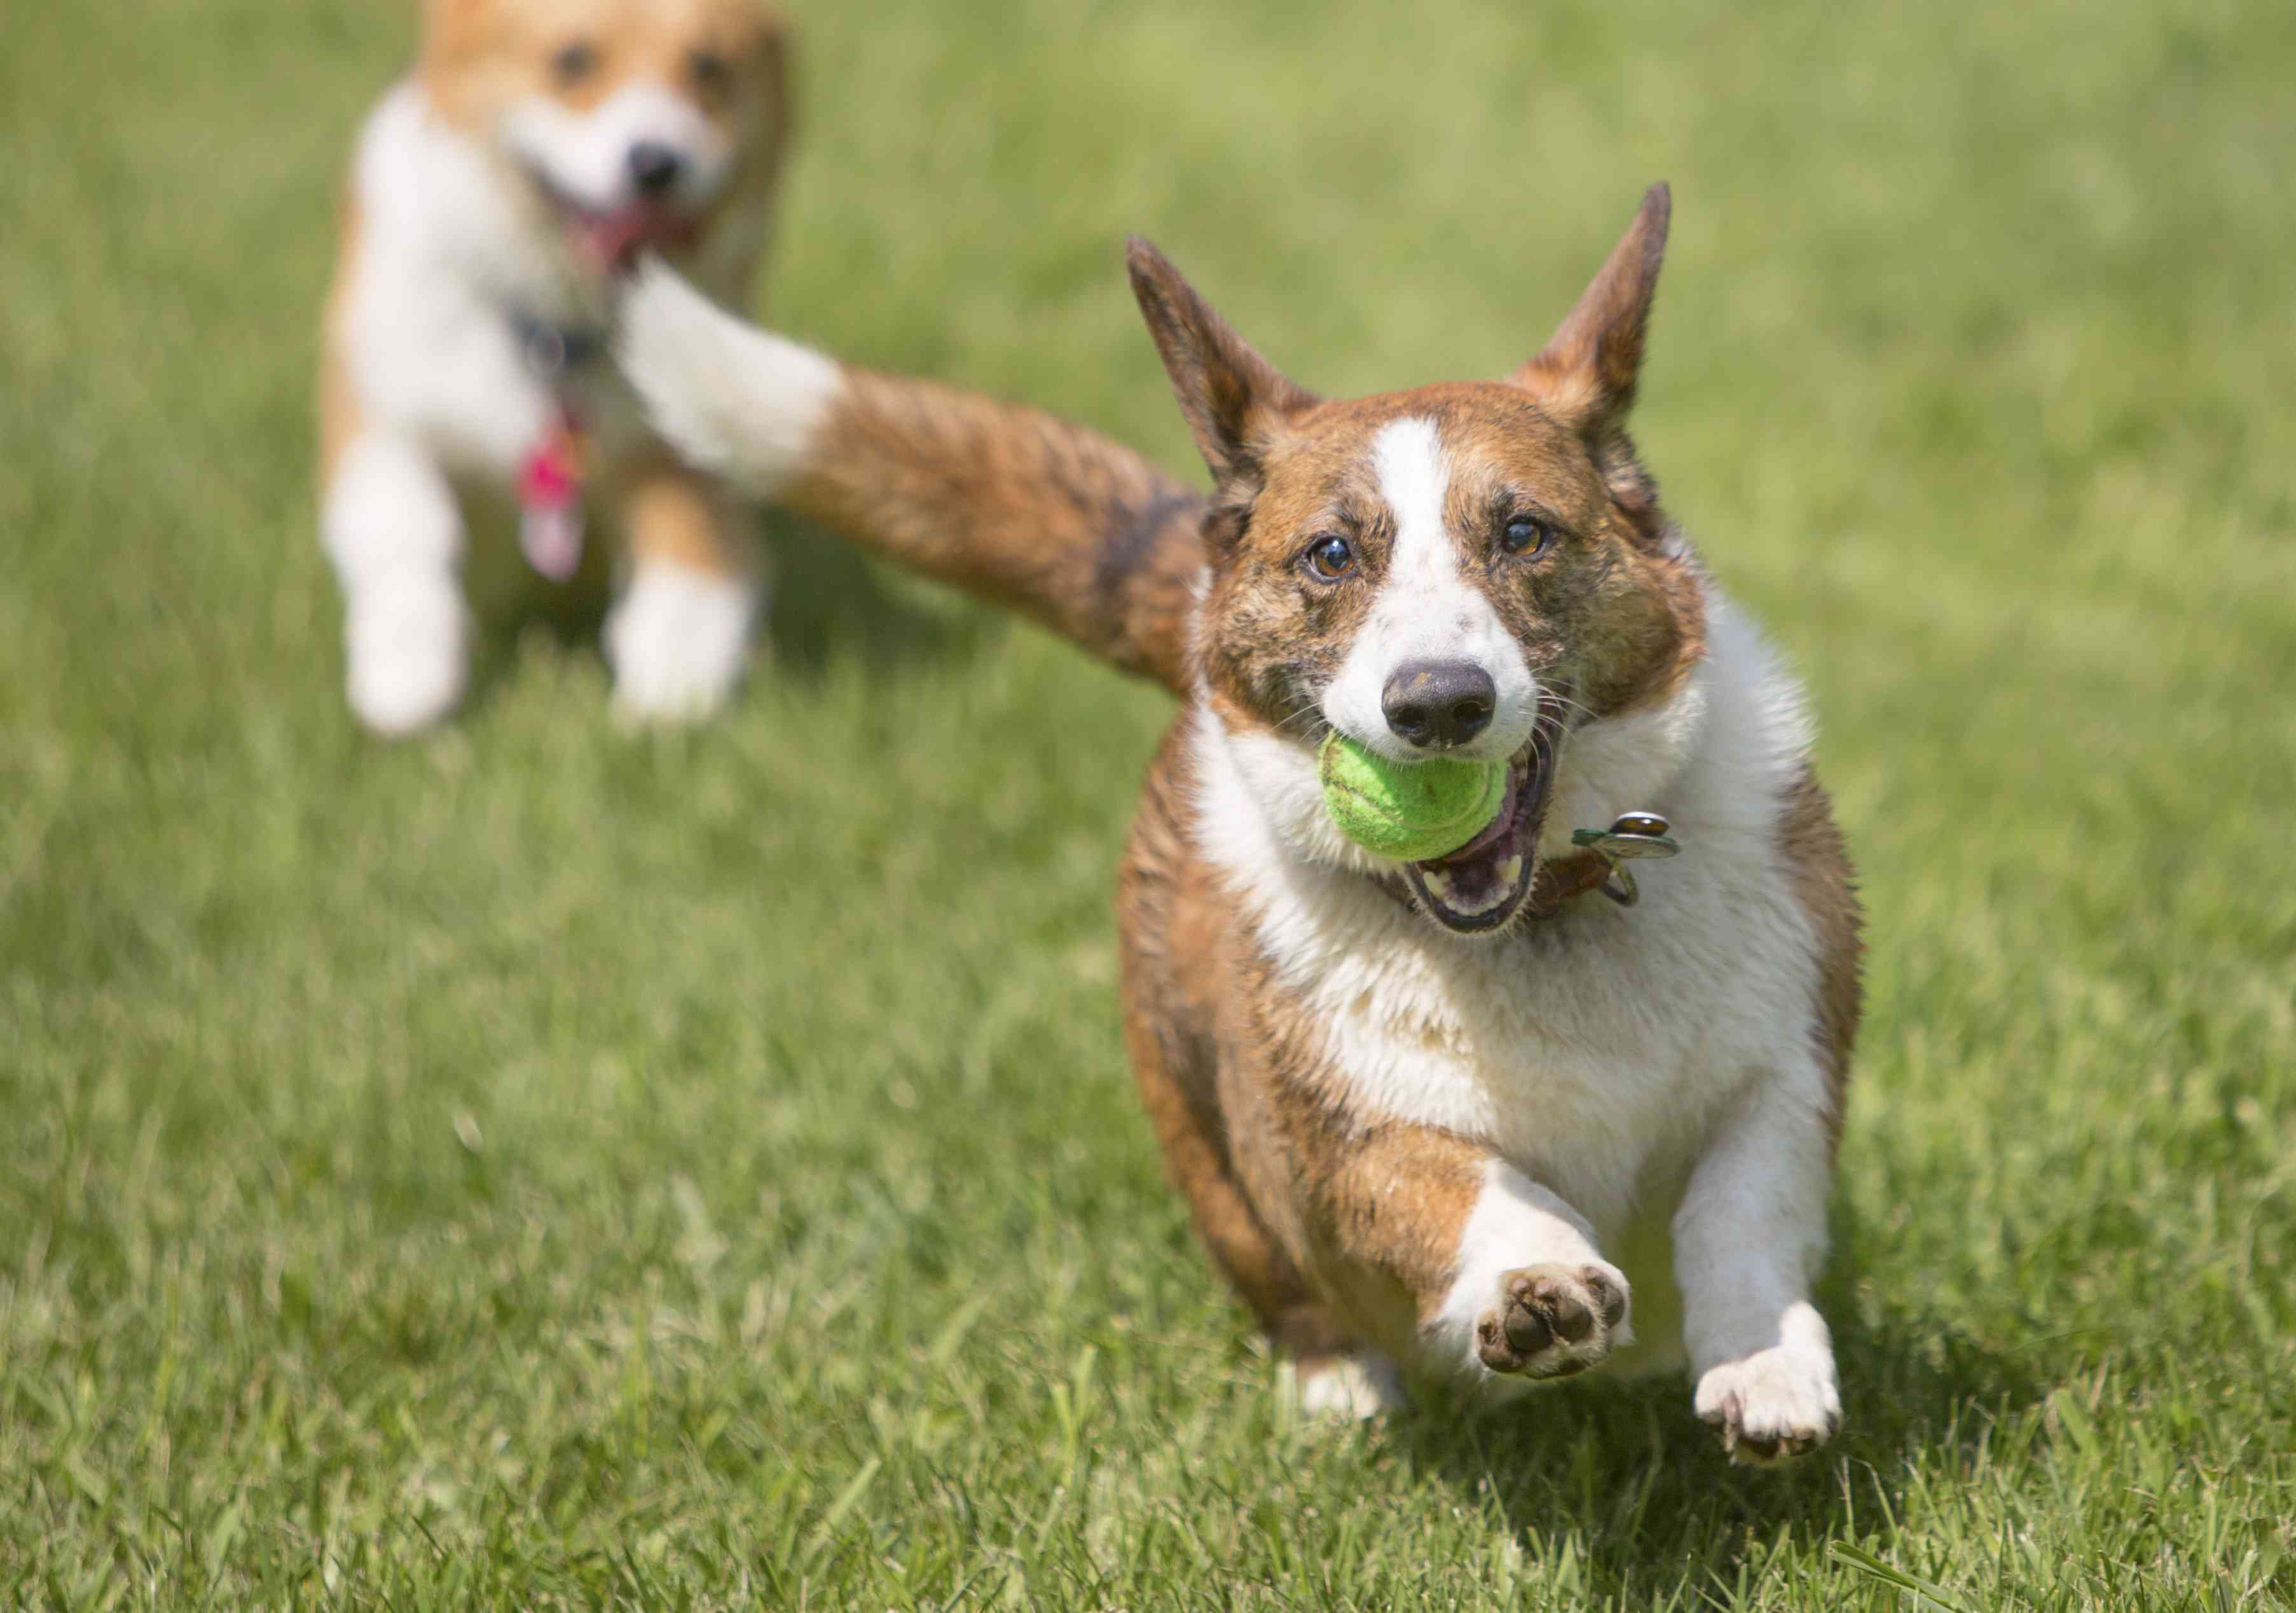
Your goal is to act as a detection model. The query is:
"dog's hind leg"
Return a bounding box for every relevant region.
[605,462,762,722]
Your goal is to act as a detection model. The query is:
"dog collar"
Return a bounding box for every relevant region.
[508,306,610,380]
[504,306,605,584]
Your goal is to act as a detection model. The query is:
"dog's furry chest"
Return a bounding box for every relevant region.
[1291,865,1812,1228]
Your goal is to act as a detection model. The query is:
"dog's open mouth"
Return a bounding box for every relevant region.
[1396,722,1562,935]
[532,174,703,272]
[568,200,703,273]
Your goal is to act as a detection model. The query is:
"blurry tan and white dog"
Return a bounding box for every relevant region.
[622,186,1863,1462]
[320,0,789,732]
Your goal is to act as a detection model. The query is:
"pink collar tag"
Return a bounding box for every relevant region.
[518,413,587,582]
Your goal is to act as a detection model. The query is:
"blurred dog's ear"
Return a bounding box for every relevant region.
[1126,238,1317,492]
[725,3,791,79]
[741,4,794,152]
[1511,183,1670,434]
[416,0,495,92]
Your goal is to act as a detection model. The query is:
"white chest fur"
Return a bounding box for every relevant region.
[1188,594,1827,1240]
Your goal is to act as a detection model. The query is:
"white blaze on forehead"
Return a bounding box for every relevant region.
[1321,416,1539,763]
[1373,416,1450,563]
[500,81,734,212]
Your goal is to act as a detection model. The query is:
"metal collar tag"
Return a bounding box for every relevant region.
[1570,812,1681,907]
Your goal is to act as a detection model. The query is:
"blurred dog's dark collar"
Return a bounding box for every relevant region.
[507,305,609,379]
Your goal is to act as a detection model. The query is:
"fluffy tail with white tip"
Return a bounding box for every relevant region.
[619,261,1207,694]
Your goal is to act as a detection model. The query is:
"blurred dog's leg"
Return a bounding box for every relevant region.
[605,464,760,721]
[323,429,470,736]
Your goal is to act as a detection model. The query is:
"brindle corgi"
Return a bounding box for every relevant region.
[621,186,1862,1462]
[320,0,790,734]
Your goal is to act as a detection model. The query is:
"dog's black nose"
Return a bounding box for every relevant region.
[628,142,685,196]
[1382,659,1496,748]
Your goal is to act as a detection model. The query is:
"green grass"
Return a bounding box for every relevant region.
[4,0,2293,1605]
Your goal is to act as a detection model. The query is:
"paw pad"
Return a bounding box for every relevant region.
[1476,1262,1628,1378]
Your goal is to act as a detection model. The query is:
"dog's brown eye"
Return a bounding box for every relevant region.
[1303,534,1354,580]
[1501,516,1551,556]
[552,40,599,85]
[689,48,732,92]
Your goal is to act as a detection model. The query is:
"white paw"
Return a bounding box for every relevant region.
[1288,1352,1407,1421]
[1475,1261,1632,1382]
[345,583,468,736]
[1695,1343,1841,1464]
[605,564,757,722]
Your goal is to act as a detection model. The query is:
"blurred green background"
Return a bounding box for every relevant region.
[3,0,2293,1606]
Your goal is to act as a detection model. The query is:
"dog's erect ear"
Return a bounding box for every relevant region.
[1127,237,1317,491]
[1512,184,1670,432]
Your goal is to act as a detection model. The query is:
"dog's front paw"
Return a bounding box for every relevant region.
[605,565,755,722]
[1695,1345,1840,1464]
[1475,1261,1629,1380]
[345,585,468,736]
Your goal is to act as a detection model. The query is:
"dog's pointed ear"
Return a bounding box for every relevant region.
[1512,184,1670,431]
[1127,237,1317,490]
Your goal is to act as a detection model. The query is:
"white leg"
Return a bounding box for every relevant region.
[1287,1352,1408,1422]
[323,432,469,736]
[604,559,760,722]
[1675,1067,1843,1463]
[1427,1162,1632,1389]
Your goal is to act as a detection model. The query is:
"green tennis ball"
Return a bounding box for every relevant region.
[1317,732,1508,862]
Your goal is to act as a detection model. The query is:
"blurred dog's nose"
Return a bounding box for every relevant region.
[1382,659,1496,748]
[628,142,685,196]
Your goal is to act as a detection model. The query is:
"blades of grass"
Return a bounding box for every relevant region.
[202,1495,245,1575]
[1827,1542,1970,1613]
[925,1292,995,1369]
[797,1455,881,1572]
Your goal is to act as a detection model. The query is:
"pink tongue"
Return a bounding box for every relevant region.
[579,206,657,272]
[1426,767,1520,867]
[576,204,704,273]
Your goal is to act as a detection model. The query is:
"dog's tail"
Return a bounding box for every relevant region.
[620,264,1207,696]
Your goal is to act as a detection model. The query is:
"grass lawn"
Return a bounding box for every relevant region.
[4,0,2293,1605]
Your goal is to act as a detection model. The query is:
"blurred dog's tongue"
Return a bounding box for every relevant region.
[578,205,655,271]
[576,204,699,271]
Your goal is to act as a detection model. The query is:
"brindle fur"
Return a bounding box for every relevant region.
[1778,763,1864,1150]
[784,373,1208,692]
